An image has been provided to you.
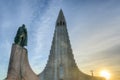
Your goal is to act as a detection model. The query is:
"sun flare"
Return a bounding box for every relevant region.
[100,70,110,80]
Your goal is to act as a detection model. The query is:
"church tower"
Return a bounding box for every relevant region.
[39,9,105,80]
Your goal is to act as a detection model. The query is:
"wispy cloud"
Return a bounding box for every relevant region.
[72,19,120,77]
[27,0,61,74]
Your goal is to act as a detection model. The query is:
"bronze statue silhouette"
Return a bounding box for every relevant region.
[14,24,27,47]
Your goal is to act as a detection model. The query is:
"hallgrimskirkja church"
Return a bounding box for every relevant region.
[6,9,105,80]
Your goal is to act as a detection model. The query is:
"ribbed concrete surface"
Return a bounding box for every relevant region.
[6,44,39,80]
[39,9,105,80]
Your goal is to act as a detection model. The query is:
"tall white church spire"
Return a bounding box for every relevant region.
[39,9,105,80]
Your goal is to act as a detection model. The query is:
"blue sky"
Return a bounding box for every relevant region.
[0,0,120,80]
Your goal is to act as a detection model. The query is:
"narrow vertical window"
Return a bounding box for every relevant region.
[57,22,59,26]
[60,21,62,25]
[63,22,65,25]
[59,65,64,79]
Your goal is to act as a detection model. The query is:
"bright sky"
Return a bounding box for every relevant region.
[0,0,120,80]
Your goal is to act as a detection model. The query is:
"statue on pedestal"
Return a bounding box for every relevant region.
[14,24,27,47]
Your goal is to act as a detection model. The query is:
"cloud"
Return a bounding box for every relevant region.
[69,6,120,76]
[27,0,62,74]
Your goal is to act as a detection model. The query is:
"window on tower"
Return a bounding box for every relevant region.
[57,22,59,26]
[60,21,62,25]
[59,65,64,79]
[63,22,65,25]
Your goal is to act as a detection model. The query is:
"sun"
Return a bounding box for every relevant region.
[100,70,110,80]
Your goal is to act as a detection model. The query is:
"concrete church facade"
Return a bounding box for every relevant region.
[39,9,105,80]
[6,9,105,80]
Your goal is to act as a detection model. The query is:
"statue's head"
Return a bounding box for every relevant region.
[22,24,25,28]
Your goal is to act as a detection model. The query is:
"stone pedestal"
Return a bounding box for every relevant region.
[6,44,39,80]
